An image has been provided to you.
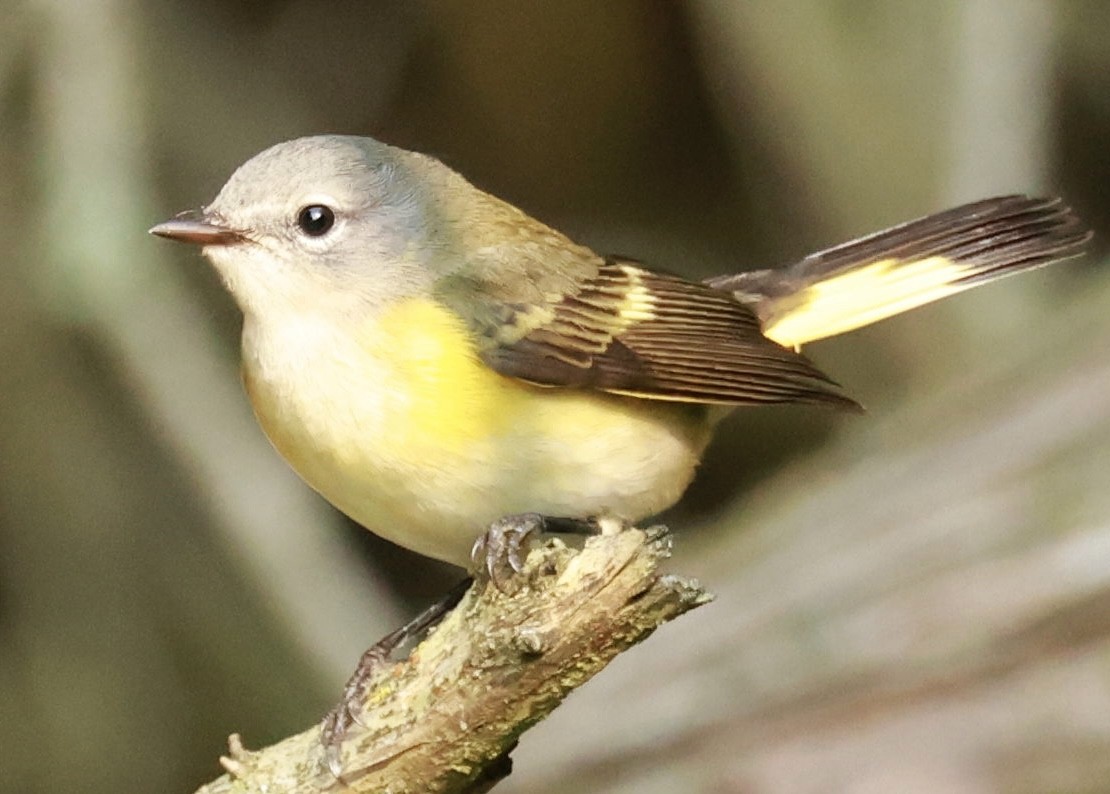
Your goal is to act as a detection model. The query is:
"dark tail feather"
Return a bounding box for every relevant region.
[707,196,1092,348]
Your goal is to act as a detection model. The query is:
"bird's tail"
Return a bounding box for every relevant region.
[707,196,1092,350]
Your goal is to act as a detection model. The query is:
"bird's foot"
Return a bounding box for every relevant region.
[470,513,601,592]
[320,578,471,777]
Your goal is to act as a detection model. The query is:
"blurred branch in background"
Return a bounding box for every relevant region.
[944,0,1057,346]
[688,0,953,231]
[944,0,1055,200]
[0,1,1107,793]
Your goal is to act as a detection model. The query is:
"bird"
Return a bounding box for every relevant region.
[150,134,1090,748]
[150,136,1090,579]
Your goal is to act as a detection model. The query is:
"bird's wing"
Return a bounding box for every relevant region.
[468,257,859,409]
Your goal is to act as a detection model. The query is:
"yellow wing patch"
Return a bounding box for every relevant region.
[615,264,658,322]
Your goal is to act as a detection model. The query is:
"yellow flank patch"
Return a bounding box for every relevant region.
[370,298,516,454]
[763,256,971,348]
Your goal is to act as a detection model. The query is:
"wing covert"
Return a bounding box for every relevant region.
[479,259,860,410]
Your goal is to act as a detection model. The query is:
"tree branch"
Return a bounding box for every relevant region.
[193,526,711,793]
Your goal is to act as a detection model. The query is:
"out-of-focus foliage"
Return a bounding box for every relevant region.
[1,2,1107,792]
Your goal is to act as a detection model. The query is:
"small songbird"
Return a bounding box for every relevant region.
[150,135,1090,579]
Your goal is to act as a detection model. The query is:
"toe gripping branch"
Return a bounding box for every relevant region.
[321,576,473,757]
[471,513,602,591]
[324,513,602,762]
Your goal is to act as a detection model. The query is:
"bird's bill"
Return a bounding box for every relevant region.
[149,213,243,246]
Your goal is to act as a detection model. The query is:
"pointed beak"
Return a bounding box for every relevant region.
[149,211,243,246]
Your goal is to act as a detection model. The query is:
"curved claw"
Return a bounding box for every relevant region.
[318,578,469,778]
[471,513,547,592]
[321,644,387,752]
[321,709,352,779]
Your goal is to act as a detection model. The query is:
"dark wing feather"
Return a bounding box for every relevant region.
[480,259,860,410]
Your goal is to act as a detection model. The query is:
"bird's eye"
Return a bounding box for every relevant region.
[296,204,335,237]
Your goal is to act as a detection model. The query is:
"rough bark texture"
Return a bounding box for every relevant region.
[193,527,711,793]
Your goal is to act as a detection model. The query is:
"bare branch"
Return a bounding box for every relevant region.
[194,526,711,793]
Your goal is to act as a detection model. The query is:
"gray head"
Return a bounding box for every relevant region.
[150,135,473,320]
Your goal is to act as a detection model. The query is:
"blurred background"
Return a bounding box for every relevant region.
[2,1,1110,791]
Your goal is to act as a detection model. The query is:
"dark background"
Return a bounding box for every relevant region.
[2,2,1109,792]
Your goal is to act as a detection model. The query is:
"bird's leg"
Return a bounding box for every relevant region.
[470,512,602,591]
[321,577,472,770]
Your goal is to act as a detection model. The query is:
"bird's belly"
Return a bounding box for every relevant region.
[240,302,711,567]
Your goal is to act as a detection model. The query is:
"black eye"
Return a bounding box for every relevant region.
[296,204,335,236]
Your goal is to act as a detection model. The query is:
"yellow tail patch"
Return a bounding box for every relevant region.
[763,256,974,349]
